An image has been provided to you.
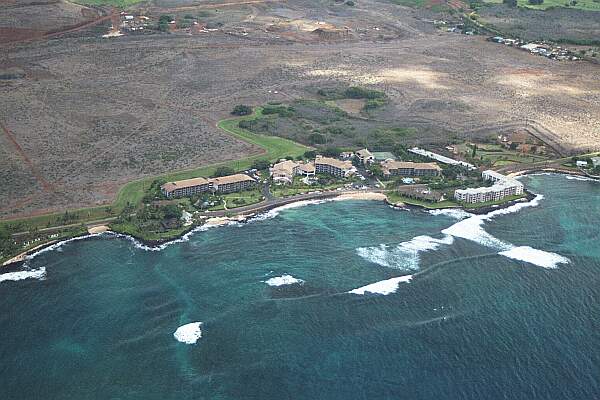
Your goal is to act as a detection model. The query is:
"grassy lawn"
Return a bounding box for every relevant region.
[221,189,264,209]
[387,192,460,209]
[109,222,191,242]
[457,143,548,166]
[270,176,351,198]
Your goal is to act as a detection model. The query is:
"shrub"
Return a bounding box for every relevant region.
[308,133,326,145]
[211,166,235,178]
[304,150,317,159]
[262,105,295,117]
[251,159,270,171]
[344,86,386,100]
[231,105,252,116]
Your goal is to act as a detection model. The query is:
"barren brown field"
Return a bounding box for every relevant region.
[1,0,599,219]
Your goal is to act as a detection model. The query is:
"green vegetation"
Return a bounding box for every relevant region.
[211,166,236,178]
[386,193,459,209]
[232,105,253,116]
[0,108,309,253]
[388,0,428,8]
[456,143,549,167]
[271,175,352,198]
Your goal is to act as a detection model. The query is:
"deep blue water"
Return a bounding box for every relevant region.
[1,174,599,400]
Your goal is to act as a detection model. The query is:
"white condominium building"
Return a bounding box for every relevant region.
[454,170,524,204]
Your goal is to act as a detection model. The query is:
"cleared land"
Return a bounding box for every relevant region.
[478,3,600,42]
[1,0,600,220]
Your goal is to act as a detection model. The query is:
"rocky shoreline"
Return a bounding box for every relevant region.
[0,176,571,268]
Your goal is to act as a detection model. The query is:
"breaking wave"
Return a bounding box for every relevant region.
[0,267,47,284]
[363,194,569,270]
[357,235,454,270]
[565,175,598,182]
[264,274,304,286]
[348,275,413,295]
[249,200,329,222]
[173,322,203,344]
[428,208,472,220]
[499,246,570,269]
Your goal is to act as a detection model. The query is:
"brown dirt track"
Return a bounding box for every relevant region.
[1,0,600,219]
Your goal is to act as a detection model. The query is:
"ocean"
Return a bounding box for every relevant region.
[1,174,599,400]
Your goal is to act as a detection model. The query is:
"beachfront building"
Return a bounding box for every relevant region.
[270,160,316,184]
[297,162,316,177]
[381,160,442,178]
[161,177,212,198]
[454,170,524,204]
[161,173,256,197]
[355,149,374,165]
[211,174,256,193]
[270,160,298,184]
[315,156,355,178]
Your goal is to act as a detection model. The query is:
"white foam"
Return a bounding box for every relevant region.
[428,208,472,220]
[173,322,203,344]
[250,200,329,222]
[0,267,46,283]
[441,215,512,250]
[348,275,413,295]
[565,175,597,182]
[441,195,545,251]
[24,234,102,262]
[357,235,454,270]
[499,246,570,269]
[264,274,304,286]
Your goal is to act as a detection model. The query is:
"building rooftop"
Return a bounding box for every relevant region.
[297,162,316,173]
[161,177,210,193]
[381,160,442,171]
[356,148,373,158]
[271,160,298,176]
[211,174,255,186]
[315,156,352,170]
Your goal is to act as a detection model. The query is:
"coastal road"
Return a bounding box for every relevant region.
[203,188,390,218]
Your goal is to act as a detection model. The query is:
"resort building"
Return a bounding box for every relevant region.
[211,174,256,194]
[161,177,211,198]
[270,160,298,184]
[270,160,316,184]
[355,149,374,165]
[161,173,256,197]
[297,162,316,177]
[381,160,442,178]
[409,147,476,170]
[315,156,355,178]
[454,170,524,204]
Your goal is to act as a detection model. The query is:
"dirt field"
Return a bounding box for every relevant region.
[1,0,600,219]
[478,4,600,42]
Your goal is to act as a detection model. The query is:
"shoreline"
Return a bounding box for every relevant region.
[2,170,588,268]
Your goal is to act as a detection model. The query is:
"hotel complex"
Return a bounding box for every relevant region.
[161,173,256,198]
[315,156,355,178]
[270,160,316,184]
[381,160,442,178]
[454,170,524,204]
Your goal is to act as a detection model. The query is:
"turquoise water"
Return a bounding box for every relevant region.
[1,174,600,399]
